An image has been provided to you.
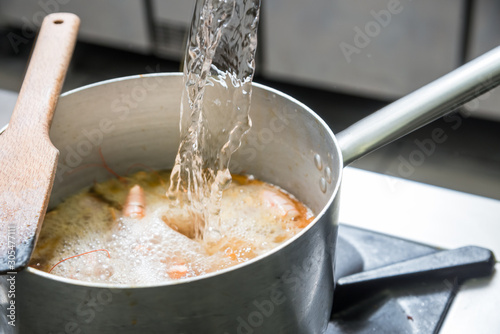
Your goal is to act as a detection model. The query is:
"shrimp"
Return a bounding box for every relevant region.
[206,238,256,262]
[163,257,188,279]
[262,187,315,228]
[224,239,256,262]
[262,189,300,220]
[123,185,145,219]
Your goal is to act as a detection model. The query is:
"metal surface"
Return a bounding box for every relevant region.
[151,0,193,59]
[329,224,460,333]
[262,0,464,99]
[11,74,341,333]
[337,45,500,165]
[0,0,151,52]
[339,167,500,333]
[333,245,494,312]
[0,90,16,127]
[464,0,500,121]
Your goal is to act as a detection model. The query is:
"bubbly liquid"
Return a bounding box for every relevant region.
[168,0,261,240]
[30,172,314,284]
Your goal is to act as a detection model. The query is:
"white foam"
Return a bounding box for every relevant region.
[31,172,314,284]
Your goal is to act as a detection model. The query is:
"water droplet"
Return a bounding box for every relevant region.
[324,166,332,184]
[314,154,323,171]
[320,177,327,193]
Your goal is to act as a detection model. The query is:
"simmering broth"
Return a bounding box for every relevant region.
[30,171,314,284]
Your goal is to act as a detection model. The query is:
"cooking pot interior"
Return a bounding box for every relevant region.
[48,73,341,216]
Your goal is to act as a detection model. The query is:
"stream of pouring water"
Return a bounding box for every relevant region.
[168,0,261,241]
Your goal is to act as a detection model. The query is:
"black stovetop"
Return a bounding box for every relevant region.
[329,224,460,334]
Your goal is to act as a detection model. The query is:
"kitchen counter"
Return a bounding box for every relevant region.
[1,88,498,332]
[340,167,500,333]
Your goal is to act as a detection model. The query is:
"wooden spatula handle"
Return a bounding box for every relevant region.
[8,13,80,134]
[0,13,79,273]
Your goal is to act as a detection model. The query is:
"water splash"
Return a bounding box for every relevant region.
[169,0,261,241]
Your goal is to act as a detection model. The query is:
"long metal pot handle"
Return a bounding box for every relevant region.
[337,45,500,165]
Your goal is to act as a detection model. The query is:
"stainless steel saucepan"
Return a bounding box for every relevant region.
[3,46,500,333]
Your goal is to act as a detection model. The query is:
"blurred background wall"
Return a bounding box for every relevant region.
[1,0,500,120]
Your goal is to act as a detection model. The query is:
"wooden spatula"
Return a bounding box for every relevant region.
[0,13,80,273]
